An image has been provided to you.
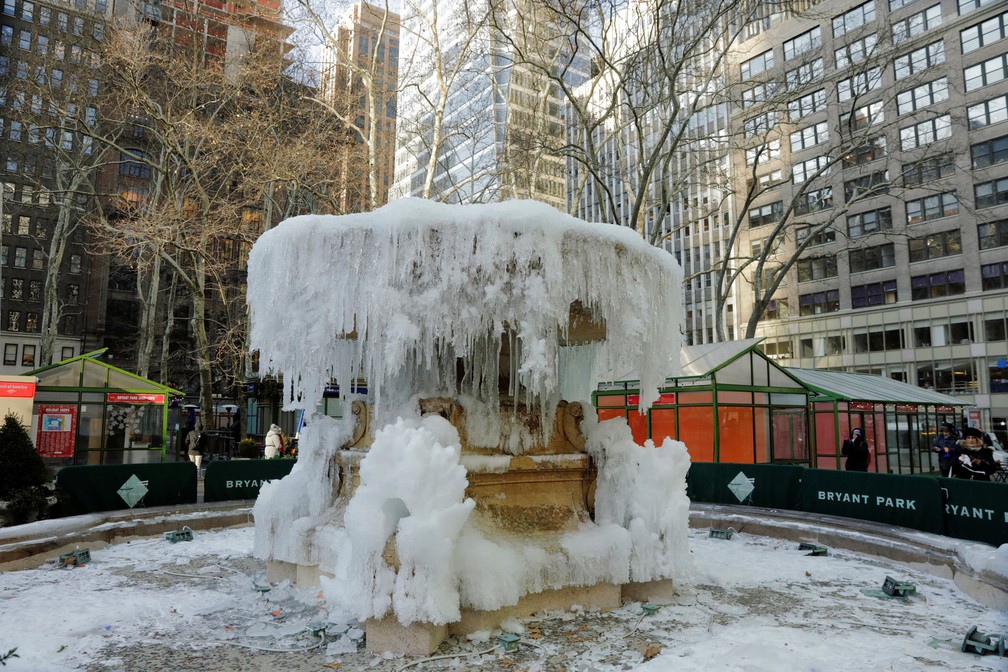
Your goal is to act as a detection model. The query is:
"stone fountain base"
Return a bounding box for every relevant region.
[261,443,678,655]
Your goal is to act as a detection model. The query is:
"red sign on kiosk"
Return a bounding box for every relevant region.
[0,381,36,398]
[106,393,165,404]
[36,405,77,458]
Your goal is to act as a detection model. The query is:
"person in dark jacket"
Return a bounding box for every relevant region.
[841,428,871,471]
[952,427,999,481]
[933,422,959,476]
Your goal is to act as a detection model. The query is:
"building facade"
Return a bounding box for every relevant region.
[1,0,108,374]
[390,0,578,207]
[731,0,1008,445]
[319,1,399,212]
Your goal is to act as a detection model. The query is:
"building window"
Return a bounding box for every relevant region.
[796,222,837,246]
[790,121,829,151]
[982,262,1008,290]
[744,111,778,138]
[848,101,884,130]
[853,326,903,353]
[31,250,42,270]
[20,344,34,367]
[785,58,824,90]
[784,27,821,61]
[903,152,955,187]
[69,254,81,273]
[746,139,780,166]
[17,29,30,50]
[749,201,783,227]
[13,247,26,268]
[851,280,898,308]
[842,136,887,167]
[986,315,1007,341]
[911,270,966,300]
[793,155,830,183]
[959,0,997,15]
[743,83,775,108]
[844,170,889,200]
[2,344,15,366]
[67,283,79,305]
[837,67,882,101]
[971,134,1008,169]
[975,177,1008,208]
[909,229,962,262]
[850,243,896,273]
[833,2,876,38]
[17,215,29,235]
[961,10,1008,54]
[905,192,958,224]
[799,290,840,315]
[763,298,789,321]
[28,280,40,300]
[835,33,877,69]
[899,115,951,150]
[6,310,20,331]
[741,50,774,81]
[797,256,838,282]
[794,187,834,215]
[61,346,74,360]
[119,150,151,179]
[896,77,949,115]
[969,94,1008,129]
[848,208,892,237]
[892,5,942,45]
[965,52,1008,92]
[9,278,22,300]
[979,219,1008,248]
[788,89,826,121]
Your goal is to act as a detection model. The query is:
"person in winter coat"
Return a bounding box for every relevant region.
[841,428,871,471]
[264,424,283,459]
[952,427,999,481]
[933,422,959,476]
[186,423,204,471]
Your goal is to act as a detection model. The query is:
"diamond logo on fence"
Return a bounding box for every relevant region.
[728,472,755,503]
[118,474,148,508]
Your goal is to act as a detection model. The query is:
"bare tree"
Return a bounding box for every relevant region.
[88,14,352,419]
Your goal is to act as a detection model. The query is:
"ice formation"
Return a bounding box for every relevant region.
[246,198,683,421]
[249,199,693,630]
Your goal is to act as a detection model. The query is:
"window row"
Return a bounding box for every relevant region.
[965,52,1008,92]
[961,9,1008,54]
[891,4,942,46]
[1,342,37,367]
[896,77,948,115]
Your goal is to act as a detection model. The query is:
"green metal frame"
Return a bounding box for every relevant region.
[29,348,184,463]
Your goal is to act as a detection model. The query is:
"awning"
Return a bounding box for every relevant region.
[786,368,967,406]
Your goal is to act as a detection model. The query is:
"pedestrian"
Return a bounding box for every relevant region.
[933,422,959,477]
[952,427,999,481]
[264,423,283,459]
[177,420,194,460]
[187,422,205,475]
[841,428,871,472]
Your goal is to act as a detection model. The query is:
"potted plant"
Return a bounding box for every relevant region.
[237,438,259,459]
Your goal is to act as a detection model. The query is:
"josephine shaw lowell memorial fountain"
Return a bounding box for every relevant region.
[246,199,692,654]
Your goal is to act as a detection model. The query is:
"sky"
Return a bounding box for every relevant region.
[0,524,1005,672]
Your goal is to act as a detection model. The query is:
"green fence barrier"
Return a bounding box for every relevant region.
[687,463,805,509]
[939,477,1008,547]
[203,459,296,502]
[55,463,197,515]
[795,469,944,535]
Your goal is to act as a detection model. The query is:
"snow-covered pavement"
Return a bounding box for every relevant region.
[0,524,1005,671]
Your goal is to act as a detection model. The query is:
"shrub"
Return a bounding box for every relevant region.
[0,413,45,499]
[238,438,259,459]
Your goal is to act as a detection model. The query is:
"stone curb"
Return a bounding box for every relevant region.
[689,502,1007,611]
[0,501,255,571]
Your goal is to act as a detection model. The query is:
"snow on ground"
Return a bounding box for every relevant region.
[0,525,1005,672]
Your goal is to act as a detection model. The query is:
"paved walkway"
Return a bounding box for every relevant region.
[1,499,1005,610]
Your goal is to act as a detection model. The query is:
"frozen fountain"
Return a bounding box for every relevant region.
[246,199,692,654]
